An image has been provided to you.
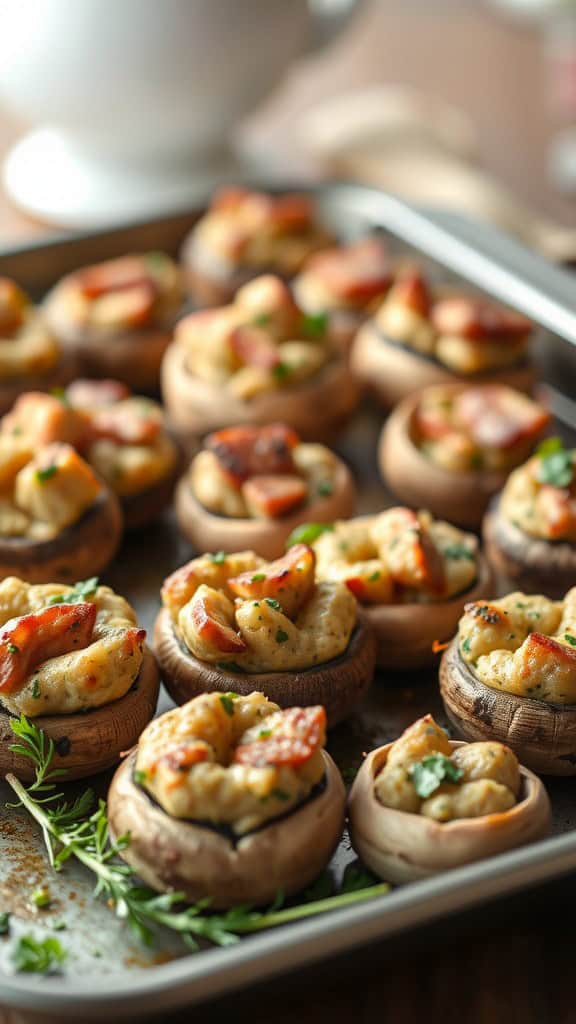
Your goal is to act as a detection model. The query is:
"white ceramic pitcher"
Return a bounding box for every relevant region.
[0,0,358,225]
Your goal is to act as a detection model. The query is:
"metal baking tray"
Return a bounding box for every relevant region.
[1,182,576,1020]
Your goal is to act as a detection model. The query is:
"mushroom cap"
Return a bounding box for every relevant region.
[160,342,360,448]
[153,609,376,728]
[483,498,576,599]
[0,488,123,584]
[107,748,346,908]
[363,552,494,669]
[0,646,160,781]
[351,320,535,410]
[440,637,576,776]
[349,740,550,884]
[174,455,356,561]
[378,388,515,529]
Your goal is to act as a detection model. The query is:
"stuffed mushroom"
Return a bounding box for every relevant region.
[154,544,376,726]
[107,691,345,908]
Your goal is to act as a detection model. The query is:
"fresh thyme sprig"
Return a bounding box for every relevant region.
[6,715,389,951]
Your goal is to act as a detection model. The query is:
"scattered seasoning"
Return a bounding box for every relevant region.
[11,935,66,974]
[6,643,19,655]
[31,887,51,910]
[0,912,11,936]
[36,465,58,483]
[461,637,472,654]
[565,634,576,647]
[219,693,238,717]
[209,551,226,565]
[251,573,266,582]
[317,480,333,498]
[258,729,272,740]
[286,522,334,547]
[264,598,281,611]
[133,770,147,786]
[368,571,381,583]
[275,629,289,644]
[409,753,463,798]
[31,679,41,699]
[52,921,67,932]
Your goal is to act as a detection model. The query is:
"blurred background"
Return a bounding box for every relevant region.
[1,0,576,257]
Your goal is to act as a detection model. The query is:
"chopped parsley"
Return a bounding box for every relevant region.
[36,465,58,483]
[209,551,226,565]
[133,770,147,786]
[409,754,463,799]
[272,362,290,381]
[47,577,99,606]
[317,480,333,498]
[31,679,41,699]
[50,386,69,405]
[443,544,475,561]
[252,312,271,327]
[286,522,334,548]
[31,887,51,909]
[461,637,472,654]
[301,311,328,338]
[251,573,266,583]
[565,634,576,647]
[368,571,381,583]
[0,912,10,935]
[264,598,281,611]
[6,643,19,655]
[275,629,289,644]
[217,661,245,673]
[258,729,272,740]
[536,437,574,489]
[11,935,66,974]
[219,693,238,716]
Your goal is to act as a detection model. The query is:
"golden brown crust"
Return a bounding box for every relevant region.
[349,740,550,883]
[378,390,513,529]
[482,499,576,599]
[0,489,123,583]
[174,456,356,560]
[0,646,159,781]
[363,553,494,669]
[108,748,345,908]
[440,638,576,775]
[153,608,376,727]
[161,341,360,447]
[352,321,535,410]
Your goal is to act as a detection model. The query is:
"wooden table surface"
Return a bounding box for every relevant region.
[1,3,576,1022]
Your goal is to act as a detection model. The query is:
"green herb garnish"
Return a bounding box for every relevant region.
[272,362,290,381]
[271,788,290,802]
[47,577,99,606]
[219,693,238,717]
[5,715,390,952]
[368,571,381,583]
[409,753,463,799]
[286,522,334,548]
[461,637,472,654]
[537,437,574,489]
[31,679,41,699]
[31,887,51,909]
[340,863,380,894]
[252,313,271,327]
[217,661,245,673]
[50,386,69,405]
[209,551,226,565]
[133,770,147,786]
[443,544,475,561]
[301,311,328,338]
[0,912,11,935]
[36,465,58,483]
[251,573,266,582]
[275,629,289,644]
[6,643,19,655]
[317,480,333,498]
[264,598,281,611]
[565,634,576,647]
[11,935,66,974]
